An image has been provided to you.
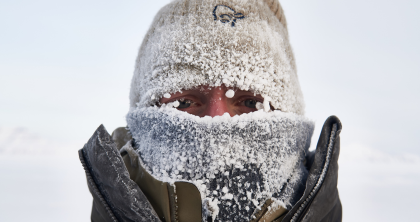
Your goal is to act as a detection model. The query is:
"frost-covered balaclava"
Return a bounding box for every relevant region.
[127,0,314,221]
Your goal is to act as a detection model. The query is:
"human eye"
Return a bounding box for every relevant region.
[235,96,263,110]
[177,98,193,109]
[243,99,257,108]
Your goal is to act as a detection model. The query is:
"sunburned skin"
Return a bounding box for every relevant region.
[159,85,271,117]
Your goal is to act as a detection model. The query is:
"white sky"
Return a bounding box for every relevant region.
[1,1,420,221]
[1,0,419,155]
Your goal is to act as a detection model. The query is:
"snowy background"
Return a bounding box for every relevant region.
[1,0,419,221]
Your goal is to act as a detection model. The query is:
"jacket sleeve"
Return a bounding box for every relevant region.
[282,116,343,222]
[79,125,161,222]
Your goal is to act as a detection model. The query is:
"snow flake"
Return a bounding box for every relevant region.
[225,89,235,98]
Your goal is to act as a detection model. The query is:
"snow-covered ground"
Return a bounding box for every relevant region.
[0,127,419,221]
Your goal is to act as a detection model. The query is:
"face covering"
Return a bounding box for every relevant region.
[127,107,314,221]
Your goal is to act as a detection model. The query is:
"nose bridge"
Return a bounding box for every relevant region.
[204,87,229,117]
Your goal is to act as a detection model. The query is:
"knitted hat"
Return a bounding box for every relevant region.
[129,0,305,115]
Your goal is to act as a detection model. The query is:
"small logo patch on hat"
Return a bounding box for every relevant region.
[213,5,245,27]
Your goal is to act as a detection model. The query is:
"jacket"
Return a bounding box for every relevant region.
[79,116,342,222]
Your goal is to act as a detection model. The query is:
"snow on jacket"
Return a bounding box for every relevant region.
[79,116,342,222]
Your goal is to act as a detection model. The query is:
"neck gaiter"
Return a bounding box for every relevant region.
[127,107,314,221]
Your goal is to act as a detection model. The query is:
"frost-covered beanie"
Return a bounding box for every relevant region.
[129,0,305,115]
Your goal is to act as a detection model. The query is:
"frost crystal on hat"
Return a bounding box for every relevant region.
[127,107,314,221]
[129,0,305,115]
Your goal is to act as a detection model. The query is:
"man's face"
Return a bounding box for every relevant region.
[159,85,266,117]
